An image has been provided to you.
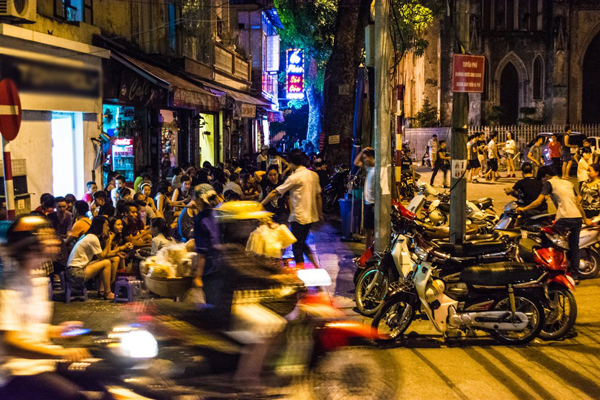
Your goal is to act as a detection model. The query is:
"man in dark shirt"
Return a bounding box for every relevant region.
[430,140,450,187]
[259,165,289,223]
[504,163,548,214]
[122,202,151,247]
[400,149,415,180]
[90,191,115,218]
[46,196,73,239]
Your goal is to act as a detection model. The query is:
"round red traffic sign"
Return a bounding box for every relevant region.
[0,79,22,141]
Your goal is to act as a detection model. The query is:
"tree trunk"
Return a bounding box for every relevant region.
[306,56,322,149]
[323,0,371,168]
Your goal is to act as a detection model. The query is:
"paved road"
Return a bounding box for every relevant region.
[52,174,600,399]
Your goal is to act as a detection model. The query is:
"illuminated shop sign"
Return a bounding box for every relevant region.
[286,49,304,100]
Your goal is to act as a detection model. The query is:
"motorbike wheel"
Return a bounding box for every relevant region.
[355,267,388,316]
[490,293,544,345]
[576,249,600,279]
[309,348,399,400]
[539,285,577,341]
[371,298,414,343]
[323,193,339,214]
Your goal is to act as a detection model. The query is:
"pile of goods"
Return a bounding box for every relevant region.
[141,244,196,298]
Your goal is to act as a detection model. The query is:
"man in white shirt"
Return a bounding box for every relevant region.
[518,166,591,279]
[354,147,375,248]
[262,149,323,268]
[110,175,133,208]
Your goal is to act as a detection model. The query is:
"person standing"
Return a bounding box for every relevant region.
[581,163,600,218]
[467,135,481,183]
[256,165,289,224]
[354,147,375,248]
[504,132,517,178]
[549,133,562,176]
[262,149,323,268]
[430,140,450,188]
[577,147,593,191]
[477,132,487,176]
[517,166,591,280]
[428,135,438,170]
[528,136,544,178]
[562,126,576,179]
[256,145,269,170]
[484,132,500,182]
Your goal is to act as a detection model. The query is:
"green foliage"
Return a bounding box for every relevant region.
[414,98,439,128]
[519,107,542,125]
[487,105,504,126]
[390,0,441,58]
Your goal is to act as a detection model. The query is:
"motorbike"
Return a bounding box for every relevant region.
[354,208,515,316]
[322,164,350,214]
[494,201,555,242]
[371,232,546,345]
[518,238,578,340]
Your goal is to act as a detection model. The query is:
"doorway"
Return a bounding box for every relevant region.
[499,62,519,125]
[198,113,216,165]
[51,113,76,196]
[583,32,600,123]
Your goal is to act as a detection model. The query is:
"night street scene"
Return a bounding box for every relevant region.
[1,0,600,399]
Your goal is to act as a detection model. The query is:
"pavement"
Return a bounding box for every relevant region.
[51,170,600,399]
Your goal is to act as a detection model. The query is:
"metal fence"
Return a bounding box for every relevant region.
[405,124,600,160]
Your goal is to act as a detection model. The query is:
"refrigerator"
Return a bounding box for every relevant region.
[112,137,135,182]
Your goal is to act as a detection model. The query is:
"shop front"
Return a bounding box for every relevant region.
[0,24,107,200]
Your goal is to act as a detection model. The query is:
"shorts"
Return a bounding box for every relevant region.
[469,159,481,169]
[562,151,572,162]
[488,158,498,172]
[66,266,86,285]
[364,203,375,230]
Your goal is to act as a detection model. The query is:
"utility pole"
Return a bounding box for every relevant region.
[449,0,470,244]
[374,0,392,252]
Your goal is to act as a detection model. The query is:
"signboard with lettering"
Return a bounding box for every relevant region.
[118,68,166,108]
[286,49,305,100]
[0,55,100,98]
[452,54,485,93]
[241,103,256,118]
[173,88,219,112]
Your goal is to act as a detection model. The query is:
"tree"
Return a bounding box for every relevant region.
[414,98,439,127]
[274,0,337,149]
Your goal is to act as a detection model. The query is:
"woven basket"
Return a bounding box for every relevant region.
[142,274,193,298]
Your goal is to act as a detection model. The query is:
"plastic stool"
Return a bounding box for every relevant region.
[49,271,66,300]
[65,280,88,303]
[114,276,136,303]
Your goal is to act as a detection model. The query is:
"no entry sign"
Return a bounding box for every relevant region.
[0,79,22,141]
[452,54,485,93]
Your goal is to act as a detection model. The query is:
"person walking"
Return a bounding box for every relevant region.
[517,166,592,280]
[549,133,562,176]
[528,136,544,178]
[428,135,439,170]
[467,134,481,183]
[504,131,517,178]
[262,149,323,268]
[430,141,450,188]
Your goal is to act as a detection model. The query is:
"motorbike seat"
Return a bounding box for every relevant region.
[437,240,507,257]
[472,197,493,210]
[464,232,500,242]
[460,262,540,286]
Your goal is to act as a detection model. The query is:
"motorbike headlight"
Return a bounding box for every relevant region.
[111,328,158,359]
[414,246,428,261]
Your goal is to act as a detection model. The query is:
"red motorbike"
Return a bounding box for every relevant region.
[518,236,577,340]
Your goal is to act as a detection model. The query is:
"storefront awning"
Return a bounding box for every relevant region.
[115,52,220,112]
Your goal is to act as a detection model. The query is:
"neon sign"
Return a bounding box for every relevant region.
[286,49,305,100]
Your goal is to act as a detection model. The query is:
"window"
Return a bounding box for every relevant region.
[55,0,93,24]
[168,2,176,52]
[533,56,544,100]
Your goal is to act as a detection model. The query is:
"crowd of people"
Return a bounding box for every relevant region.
[25,146,326,301]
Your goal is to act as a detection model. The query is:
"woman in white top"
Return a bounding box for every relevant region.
[267,148,290,176]
[66,216,131,300]
[150,217,175,255]
[504,131,517,178]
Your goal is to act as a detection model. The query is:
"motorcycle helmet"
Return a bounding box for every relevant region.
[0,214,58,261]
[215,201,273,244]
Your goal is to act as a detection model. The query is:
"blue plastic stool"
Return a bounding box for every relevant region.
[114,276,136,303]
[65,280,88,303]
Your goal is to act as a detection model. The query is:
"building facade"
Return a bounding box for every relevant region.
[401,0,600,127]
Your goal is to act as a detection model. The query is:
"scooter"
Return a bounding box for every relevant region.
[372,235,546,345]
[518,238,578,340]
[322,164,350,213]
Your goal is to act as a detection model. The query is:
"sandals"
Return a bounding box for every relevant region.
[103,291,115,300]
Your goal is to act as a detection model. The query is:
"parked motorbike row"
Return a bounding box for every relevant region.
[354,202,584,345]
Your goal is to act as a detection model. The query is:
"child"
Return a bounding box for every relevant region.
[578,147,593,191]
